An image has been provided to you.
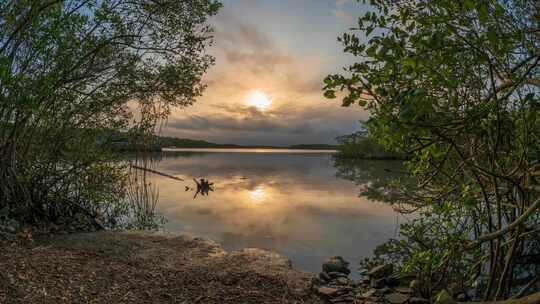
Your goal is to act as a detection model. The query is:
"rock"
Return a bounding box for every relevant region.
[376,287,391,295]
[360,277,370,285]
[385,292,409,304]
[466,289,479,300]
[328,271,349,278]
[370,277,387,288]
[318,287,339,297]
[456,293,467,302]
[367,264,393,279]
[435,290,456,304]
[394,287,413,294]
[409,297,430,304]
[360,289,377,298]
[323,256,351,275]
[335,277,350,285]
[311,276,324,287]
[336,286,353,293]
[330,296,354,303]
[319,271,331,282]
[386,275,401,287]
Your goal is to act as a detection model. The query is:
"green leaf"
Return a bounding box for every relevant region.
[477,4,489,25]
[366,26,374,36]
[403,57,417,69]
[494,3,505,16]
[324,90,337,99]
[487,28,497,45]
[463,0,475,11]
[323,77,333,86]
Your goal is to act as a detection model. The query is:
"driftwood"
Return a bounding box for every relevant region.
[131,165,184,181]
[193,178,214,199]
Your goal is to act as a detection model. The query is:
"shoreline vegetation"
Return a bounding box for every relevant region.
[323,0,540,303]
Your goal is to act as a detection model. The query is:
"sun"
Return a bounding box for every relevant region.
[245,91,272,110]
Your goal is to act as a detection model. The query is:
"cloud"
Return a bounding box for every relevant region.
[208,12,325,96]
[166,103,363,146]
[162,10,366,146]
[168,112,282,133]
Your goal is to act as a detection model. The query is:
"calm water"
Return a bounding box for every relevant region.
[149,149,403,275]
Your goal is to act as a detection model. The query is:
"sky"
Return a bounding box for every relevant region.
[162,0,372,146]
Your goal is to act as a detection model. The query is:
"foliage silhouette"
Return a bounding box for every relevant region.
[326,0,540,300]
[0,0,221,228]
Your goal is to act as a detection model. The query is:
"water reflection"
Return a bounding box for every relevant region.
[149,150,404,275]
[333,157,406,203]
[247,185,267,203]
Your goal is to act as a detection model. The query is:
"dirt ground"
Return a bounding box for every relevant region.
[0,231,322,304]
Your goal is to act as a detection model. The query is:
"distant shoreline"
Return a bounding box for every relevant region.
[162,147,339,153]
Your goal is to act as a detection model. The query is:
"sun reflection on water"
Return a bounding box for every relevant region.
[247,186,268,203]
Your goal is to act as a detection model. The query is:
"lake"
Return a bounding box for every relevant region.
[147,148,404,276]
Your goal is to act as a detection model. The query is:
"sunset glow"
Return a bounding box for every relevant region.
[245,91,272,110]
[163,0,369,146]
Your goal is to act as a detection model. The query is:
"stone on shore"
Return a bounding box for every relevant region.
[313,256,355,303]
[456,293,467,301]
[367,264,393,279]
[370,277,387,288]
[318,287,339,297]
[328,271,349,278]
[322,256,351,274]
[319,271,331,282]
[335,277,350,285]
[359,289,377,298]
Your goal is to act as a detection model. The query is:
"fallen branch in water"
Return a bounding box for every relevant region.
[131,165,184,181]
